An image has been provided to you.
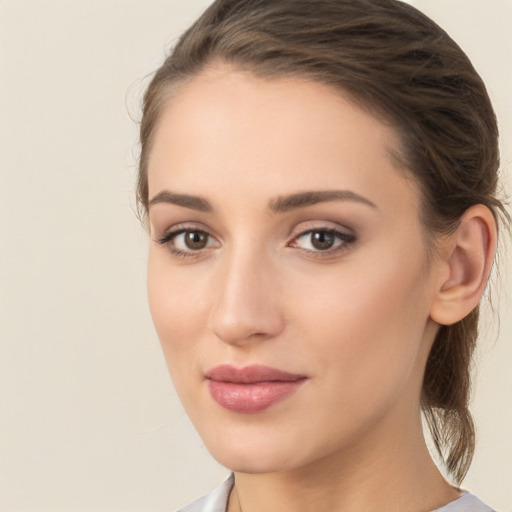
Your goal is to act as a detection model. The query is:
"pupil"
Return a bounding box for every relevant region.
[311,231,334,250]
[185,231,207,249]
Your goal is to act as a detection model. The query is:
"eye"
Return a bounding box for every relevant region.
[290,229,355,253]
[156,228,219,256]
[175,230,210,250]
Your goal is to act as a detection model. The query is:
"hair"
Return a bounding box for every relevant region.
[137,0,508,483]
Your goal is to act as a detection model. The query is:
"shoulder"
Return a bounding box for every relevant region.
[175,474,234,512]
[432,492,497,512]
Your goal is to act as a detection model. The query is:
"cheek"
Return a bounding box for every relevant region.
[147,250,210,376]
[288,250,432,407]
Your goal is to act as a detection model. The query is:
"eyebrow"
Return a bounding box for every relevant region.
[148,188,376,213]
[148,190,213,212]
[268,190,377,212]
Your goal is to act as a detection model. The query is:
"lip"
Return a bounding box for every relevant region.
[205,364,308,413]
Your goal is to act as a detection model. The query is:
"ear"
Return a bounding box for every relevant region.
[429,205,497,326]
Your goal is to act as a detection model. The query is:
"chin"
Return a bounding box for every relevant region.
[212,449,299,475]
[198,422,317,475]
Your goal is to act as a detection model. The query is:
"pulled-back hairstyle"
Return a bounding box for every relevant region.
[137,0,507,483]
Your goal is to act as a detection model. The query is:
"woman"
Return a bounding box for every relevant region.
[137,1,508,510]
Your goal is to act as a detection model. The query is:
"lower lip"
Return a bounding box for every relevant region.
[207,379,306,413]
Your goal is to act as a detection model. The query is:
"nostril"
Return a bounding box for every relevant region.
[209,301,285,346]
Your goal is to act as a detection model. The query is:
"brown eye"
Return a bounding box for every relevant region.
[184,230,209,250]
[157,228,219,255]
[291,228,355,254]
[310,231,335,250]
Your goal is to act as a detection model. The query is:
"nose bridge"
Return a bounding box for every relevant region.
[209,239,283,345]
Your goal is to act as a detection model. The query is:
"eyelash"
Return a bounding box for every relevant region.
[155,226,356,259]
[156,228,215,258]
[289,229,356,257]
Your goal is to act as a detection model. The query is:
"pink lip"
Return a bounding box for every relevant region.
[205,364,307,413]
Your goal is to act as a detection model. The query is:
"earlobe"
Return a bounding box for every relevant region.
[429,205,497,326]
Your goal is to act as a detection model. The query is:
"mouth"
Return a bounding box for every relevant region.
[204,364,308,413]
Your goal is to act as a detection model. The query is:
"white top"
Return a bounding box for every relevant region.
[176,474,497,512]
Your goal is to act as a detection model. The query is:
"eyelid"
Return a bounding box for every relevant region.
[288,219,355,239]
[154,221,214,241]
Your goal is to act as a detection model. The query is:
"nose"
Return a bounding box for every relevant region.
[208,247,285,347]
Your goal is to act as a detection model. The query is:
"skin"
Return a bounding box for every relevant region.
[146,64,473,511]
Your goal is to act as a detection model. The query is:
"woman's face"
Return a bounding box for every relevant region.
[146,65,442,473]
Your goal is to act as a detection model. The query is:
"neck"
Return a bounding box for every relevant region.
[228,412,459,512]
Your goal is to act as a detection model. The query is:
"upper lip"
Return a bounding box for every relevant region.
[205,364,307,384]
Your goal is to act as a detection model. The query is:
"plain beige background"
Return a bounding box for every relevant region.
[0,1,510,511]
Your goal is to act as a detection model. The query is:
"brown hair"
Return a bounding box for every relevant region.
[137,0,508,483]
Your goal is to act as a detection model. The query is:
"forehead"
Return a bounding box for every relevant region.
[147,64,418,210]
